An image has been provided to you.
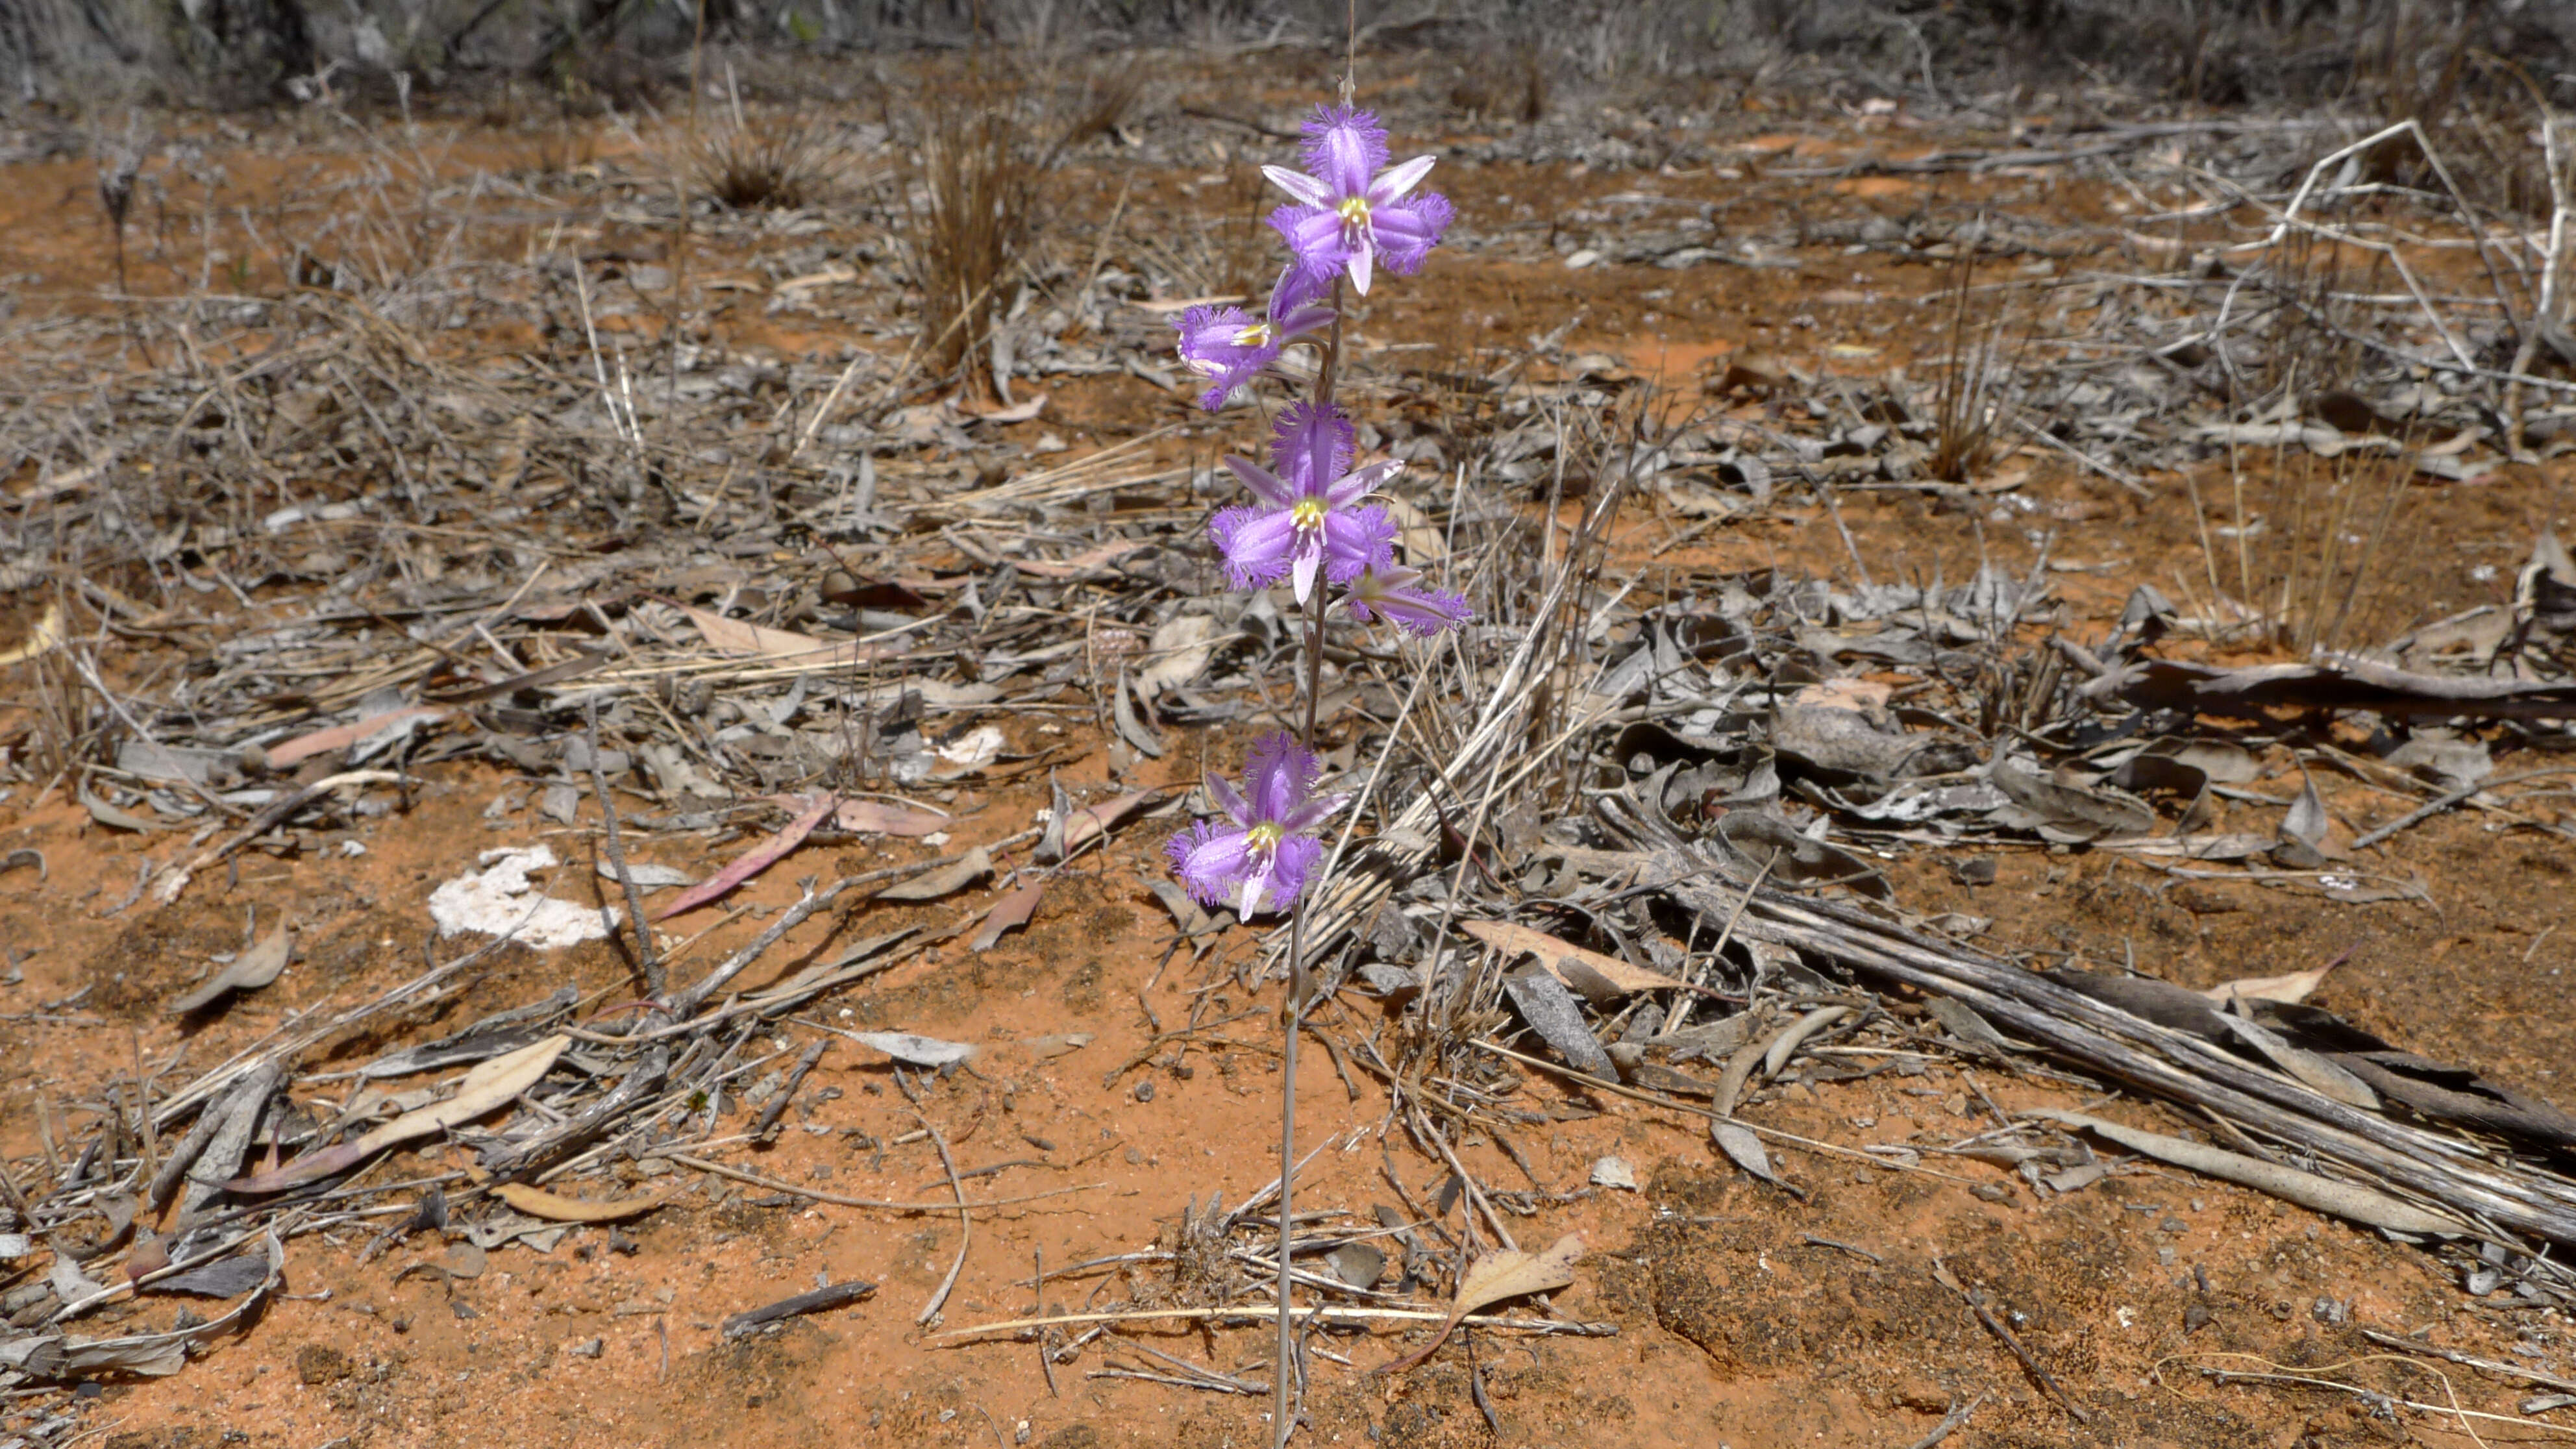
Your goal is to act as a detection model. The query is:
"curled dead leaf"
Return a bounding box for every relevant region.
[1379,1232,1585,1376]
[166,921,293,1016]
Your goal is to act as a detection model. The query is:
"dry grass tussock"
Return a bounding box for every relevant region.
[690,111,845,212]
[1926,255,2025,486]
[2192,441,2418,658]
[883,57,1152,395]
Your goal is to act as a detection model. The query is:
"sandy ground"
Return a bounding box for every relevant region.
[6,62,2576,1449]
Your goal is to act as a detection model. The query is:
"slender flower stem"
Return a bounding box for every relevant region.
[1272,277,1346,1449]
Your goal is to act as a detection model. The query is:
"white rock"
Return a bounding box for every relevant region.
[428,845,616,950]
[1591,1156,1639,1191]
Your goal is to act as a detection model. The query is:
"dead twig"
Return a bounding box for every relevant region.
[1903,1393,1987,1449]
[586,696,662,997]
[1935,1258,2088,1422]
[917,1111,971,1326]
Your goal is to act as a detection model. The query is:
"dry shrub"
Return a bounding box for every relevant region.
[2345,25,2560,221]
[2245,225,2381,404]
[1446,43,1548,123]
[691,113,842,211]
[899,76,1041,390]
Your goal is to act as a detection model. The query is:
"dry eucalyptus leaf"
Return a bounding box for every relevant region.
[1022,1032,1093,1061]
[673,602,852,663]
[142,1252,273,1299]
[593,860,697,891]
[829,800,950,836]
[970,880,1046,951]
[1460,919,1687,995]
[80,783,162,834]
[1137,615,1219,696]
[227,1034,567,1193]
[2199,958,2341,1006]
[853,1032,977,1068]
[1989,763,2155,841]
[1711,1120,1783,1186]
[1056,788,1165,858]
[2216,1013,2381,1110]
[1111,671,1166,758]
[1500,967,1616,1080]
[1380,1232,1585,1376]
[878,846,992,902]
[2024,1108,2461,1238]
[1142,878,1218,938]
[2279,770,2334,858]
[1327,1242,1386,1289]
[167,921,293,1015]
[492,1183,677,1224]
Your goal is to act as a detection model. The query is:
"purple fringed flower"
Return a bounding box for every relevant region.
[1172,283,1334,411]
[1264,105,1452,295]
[1165,732,1348,915]
[1341,562,1472,638]
[1209,401,1400,602]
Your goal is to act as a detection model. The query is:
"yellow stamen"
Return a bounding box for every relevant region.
[1337,195,1372,227]
[1231,321,1273,348]
[1289,498,1328,534]
[1246,823,1285,854]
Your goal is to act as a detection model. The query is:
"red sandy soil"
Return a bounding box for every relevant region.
[6,71,2576,1449]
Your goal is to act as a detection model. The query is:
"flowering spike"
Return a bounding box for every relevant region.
[1165,86,1472,1442]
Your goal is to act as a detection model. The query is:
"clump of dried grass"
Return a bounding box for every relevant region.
[691,110,843,212]
[2246,226,2380,406]
[2193,442,2417,656]
[1055,57,1146,155]
[1926,256,2021,484]
[2347,29,2560,221]
[898,77,1041,391]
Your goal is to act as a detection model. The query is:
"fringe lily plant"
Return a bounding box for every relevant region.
[1167,98,1464,1444]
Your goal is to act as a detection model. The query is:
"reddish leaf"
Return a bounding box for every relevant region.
[970,880,1046,951]
[654,794,837,921]
[1056,788,1169,858]
[266,705,452,767]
